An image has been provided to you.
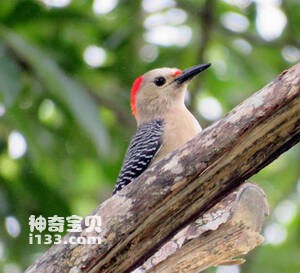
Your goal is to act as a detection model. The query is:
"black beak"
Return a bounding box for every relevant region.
[174,63,211,84]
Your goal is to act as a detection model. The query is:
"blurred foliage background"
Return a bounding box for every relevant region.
[0,0,299,272]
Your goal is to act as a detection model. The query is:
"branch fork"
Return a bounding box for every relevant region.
[25,63,300,273]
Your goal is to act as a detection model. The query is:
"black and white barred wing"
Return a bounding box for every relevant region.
[113,119,164,194]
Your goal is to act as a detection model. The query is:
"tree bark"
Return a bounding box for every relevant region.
[25,63,300,273]
[135,183,268,273]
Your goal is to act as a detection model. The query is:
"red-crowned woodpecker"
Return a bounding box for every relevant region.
[113,63,211,194]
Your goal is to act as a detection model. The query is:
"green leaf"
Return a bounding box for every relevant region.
[0,45,21,106]
[0,28,110,156]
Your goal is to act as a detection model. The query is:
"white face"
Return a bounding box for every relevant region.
[134,67,187,122]
[139,67,183,95]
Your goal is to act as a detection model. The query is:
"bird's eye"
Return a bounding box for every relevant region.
[154,77,166,86]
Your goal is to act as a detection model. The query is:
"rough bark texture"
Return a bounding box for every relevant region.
[25,63,300,273]
[134,183,268,273]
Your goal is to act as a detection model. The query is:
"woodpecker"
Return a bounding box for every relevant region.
[113,63,211,194]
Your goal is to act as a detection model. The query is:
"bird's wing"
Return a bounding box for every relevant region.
[113,119,164,194]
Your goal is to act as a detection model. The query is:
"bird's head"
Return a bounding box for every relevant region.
[130,63,211,124]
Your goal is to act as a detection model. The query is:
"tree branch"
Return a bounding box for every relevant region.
[178,0,216,121]
[135,182,268,273]
[25,63,300,273]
